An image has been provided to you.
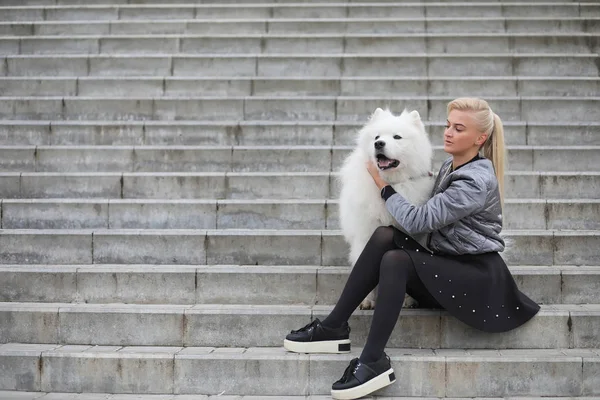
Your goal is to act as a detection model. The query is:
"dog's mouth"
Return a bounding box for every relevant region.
[376,154,400,170]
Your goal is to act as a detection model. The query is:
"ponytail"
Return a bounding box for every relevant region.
[483,112,506,204]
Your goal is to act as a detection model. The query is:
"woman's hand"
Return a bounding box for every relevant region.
[366,161,388,190]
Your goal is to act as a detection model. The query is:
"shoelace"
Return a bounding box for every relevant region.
[339,358,360,383]
[290,319,318,335]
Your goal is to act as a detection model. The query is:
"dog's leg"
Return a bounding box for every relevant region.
[402,294,419,308]
[360,287,377,310]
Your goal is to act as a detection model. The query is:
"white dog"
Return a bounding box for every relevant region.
[338,108,435,310]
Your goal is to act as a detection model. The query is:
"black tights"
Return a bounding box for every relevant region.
[322,226,441,364]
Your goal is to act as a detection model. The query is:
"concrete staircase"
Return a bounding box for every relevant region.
[0,1,599,399]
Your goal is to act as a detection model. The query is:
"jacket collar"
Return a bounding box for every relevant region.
[452,153,482,172]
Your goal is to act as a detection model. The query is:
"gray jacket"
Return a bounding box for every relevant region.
[385,157,505,255]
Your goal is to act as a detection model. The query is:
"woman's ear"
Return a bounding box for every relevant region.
[475,133,488,146]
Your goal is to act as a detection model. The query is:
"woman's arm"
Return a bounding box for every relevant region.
[367,161,487,235]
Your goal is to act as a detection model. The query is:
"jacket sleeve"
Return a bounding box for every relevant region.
[384,174,488,235]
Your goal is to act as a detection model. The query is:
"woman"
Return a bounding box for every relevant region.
[283,98,540,400]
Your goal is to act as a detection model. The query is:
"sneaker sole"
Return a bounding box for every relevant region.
[283,338,351,354]
[330,368,396,400]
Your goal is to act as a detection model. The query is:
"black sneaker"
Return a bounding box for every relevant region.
[330,354,396,400]
[283,318,351,354]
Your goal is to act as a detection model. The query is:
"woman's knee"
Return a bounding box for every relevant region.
[369,226,395,245]
[380,250,413,278]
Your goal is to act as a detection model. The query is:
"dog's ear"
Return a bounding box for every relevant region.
[400,109,422,122]
[369,107,385,121]
[407,110,426,130]
[408,110,421,121]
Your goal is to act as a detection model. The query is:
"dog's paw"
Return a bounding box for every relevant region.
[359,298,376,310]
[402,295,419,308]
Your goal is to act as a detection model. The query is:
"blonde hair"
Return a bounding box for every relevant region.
[447,97,506,203]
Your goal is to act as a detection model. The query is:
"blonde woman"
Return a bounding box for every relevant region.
[283,98,540,400]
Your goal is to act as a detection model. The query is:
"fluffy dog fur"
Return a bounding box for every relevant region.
[338,108,435,309]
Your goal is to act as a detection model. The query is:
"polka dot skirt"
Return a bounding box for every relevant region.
[393,227,540,333]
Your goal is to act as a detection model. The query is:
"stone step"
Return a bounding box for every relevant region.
[0,17,598,36]
[0,3,597,21]
[2,33,598,55]
[1,171,598,200]
[2,198,598,231]
[2,76,599,97]
[1,344,598,396]
[0,229,597,266]
[1,395,592,400]
[1,145,598,173]
[1,96,599,122]
[1,264,598,305]
[5,53,598,77]
[1,394,594,400]
[0,302,598,350]
[1,121,598,146]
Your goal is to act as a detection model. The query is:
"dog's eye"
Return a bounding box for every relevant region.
[375,135,380,140]
[393,135,402,140]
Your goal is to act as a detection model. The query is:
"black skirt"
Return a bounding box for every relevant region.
[392,227,540,333]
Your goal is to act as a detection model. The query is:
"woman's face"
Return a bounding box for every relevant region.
[443,109,487,156]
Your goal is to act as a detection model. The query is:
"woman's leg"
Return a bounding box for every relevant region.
[360,249,424,363]
[329,249,427,399]
[322,226,397,330]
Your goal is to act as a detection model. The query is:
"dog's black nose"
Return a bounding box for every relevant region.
[374,140,385,149]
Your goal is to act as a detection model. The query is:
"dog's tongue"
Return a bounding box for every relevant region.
[378,158,393,168]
